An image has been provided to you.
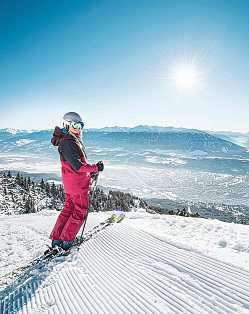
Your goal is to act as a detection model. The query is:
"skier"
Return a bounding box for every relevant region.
[49,112,104,251]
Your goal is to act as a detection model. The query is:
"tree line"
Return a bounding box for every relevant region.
[1,171,64,213]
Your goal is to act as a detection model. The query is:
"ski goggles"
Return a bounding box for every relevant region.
[70,121,84,130]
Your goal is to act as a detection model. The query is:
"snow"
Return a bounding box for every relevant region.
[0,153,60,173]
[5,128,19,135]
[0,209,249,275]
[16,139,36,146]
[0,211,249,313]
[186,150,209,157]
[0,211,57,277]
[0,211,108,278]
[125,211,249,272]
[145,156,186,166]
[46,180,62,185]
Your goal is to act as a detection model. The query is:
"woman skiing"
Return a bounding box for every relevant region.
[49,112,104,250]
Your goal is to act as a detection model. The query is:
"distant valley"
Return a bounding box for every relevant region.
[1,126,249,206]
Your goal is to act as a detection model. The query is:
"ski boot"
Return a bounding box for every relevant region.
[44,240,63,257]
[61,240,74,251]
[52,239,63,248]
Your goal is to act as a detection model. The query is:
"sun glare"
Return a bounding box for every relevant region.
[170,63,202,90]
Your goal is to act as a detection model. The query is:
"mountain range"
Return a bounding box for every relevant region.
[0,126,247,156]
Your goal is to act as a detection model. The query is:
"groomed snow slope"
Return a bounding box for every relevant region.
[1,212,249,313]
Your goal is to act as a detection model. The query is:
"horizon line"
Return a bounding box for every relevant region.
[0,125,248,134]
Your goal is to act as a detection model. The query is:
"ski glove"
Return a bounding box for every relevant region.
[96,161,104,172]
[90,172,98,180]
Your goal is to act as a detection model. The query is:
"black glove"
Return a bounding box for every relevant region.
[96,161,104,172]
[90,172,98,179]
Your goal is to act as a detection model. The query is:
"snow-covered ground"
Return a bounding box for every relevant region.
[126,211,249,272]
[1,210,249,313]
[0,210,107,278]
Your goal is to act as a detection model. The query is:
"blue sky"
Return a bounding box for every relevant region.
[0,0,249,131]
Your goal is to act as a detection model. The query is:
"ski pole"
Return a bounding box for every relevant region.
[78,172,99,245]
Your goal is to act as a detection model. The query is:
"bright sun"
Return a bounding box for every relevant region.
[171,63,202,89]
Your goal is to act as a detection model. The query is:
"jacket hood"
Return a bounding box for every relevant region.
[51,126,82,146]
[51,126,69,146]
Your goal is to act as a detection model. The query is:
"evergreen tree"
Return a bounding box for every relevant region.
[27,176,31,187]
[45,182,51,195]
[24,196,35,213]
[51,182,57,196]
[51,198,56,209]
[31,198,35,212]
[20,175,24,187]
[24,177,27,190]
[7,170,11,178]
[16,172,21,184]
[40,178,45,189]
[25,198,31,213]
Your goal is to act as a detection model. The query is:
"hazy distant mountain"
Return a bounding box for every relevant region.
[88,130,246,155]
[0,126,247,157]
[87,125,202,133]
[209,130,249,148]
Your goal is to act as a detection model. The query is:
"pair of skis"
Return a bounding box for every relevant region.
[0,212,125,287]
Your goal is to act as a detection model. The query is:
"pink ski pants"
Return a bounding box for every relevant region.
[50,192,89,242]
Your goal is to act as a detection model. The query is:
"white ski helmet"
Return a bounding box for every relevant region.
[63,112,84,130]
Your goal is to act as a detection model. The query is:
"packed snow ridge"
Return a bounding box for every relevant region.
[1,210,249,313]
